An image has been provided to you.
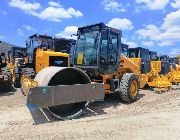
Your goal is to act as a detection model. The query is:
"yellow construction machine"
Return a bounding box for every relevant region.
[166,56,180,84]
[21,34,70,93]
[0,53,12,91]
[23,23,157,120]
[0,47,28,89]
[7,47,27,88]
[128,48,172,92]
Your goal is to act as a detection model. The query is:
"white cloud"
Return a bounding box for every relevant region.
[107,18,133,30]
[56,26,78,39]
[0,10,8,16]
[125,41,138,48]
[171,0,180,9]
[9,0,41,11]
[136,0,170,10]
[162,9,180,30]
[30,7,83,22]
[23,25,37,32]
[142,41,155,46]
[136,10,180,46]
[136,24,160,40]
[169,48,180,56]
[158,41,174,46]
[101,0,126,12]
[17,28,24,36]
[48,1,61,7]
[122,38,138,48]
[9,0,83,22]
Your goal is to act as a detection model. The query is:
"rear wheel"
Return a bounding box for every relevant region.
[22,68,36,79]
[117,73,139,103]
[1,67,12,81]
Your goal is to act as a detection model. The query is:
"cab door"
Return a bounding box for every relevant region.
[99,30,120,74]
[107,32,119,71]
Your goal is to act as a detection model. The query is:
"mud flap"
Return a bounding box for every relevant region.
[27,83,105,108]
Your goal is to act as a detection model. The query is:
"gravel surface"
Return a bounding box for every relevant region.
[0,86,180,140]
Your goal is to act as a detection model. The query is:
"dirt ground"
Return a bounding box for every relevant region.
[0,85,180,140]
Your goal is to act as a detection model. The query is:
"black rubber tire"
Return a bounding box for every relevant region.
[117,73,139,103]
[14,74,21,88]
[1,67,12,92]
[14,68,21,88]
[1,67,12,81]
[22,68,36,79]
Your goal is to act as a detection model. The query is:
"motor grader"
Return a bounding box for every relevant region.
[128,48,172,92]
[8,47,27,88]
[160,55,180,84]
[24,23,158,120]
[0,47,28,90]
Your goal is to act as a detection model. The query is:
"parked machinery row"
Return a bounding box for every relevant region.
[122,45,180,90]
[0,22,179,120]
[0,34,76,90]
[21,23,180,120]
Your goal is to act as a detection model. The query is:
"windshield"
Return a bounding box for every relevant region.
[74,32,98,66]
[129,50,136,58]
[141,53,149,59]
[33,37,54,49]
[122,48,128,57]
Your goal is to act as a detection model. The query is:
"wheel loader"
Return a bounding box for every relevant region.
[24,23,158,120]
[6,34,76,88]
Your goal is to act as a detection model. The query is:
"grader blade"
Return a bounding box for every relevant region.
[148,75,172,92]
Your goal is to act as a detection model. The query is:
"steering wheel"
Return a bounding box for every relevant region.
[100,56,106,65]
[110,55,116,65]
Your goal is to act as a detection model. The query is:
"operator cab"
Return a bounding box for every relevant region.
[129,47,151,74]
[160,55,170,75]
[169,57,178,70]
[54,38,76,66]
[129,47,150,59]
[73,23,122,76]
[149,51,159,61]
[26,34,55,65]
[10,47,27,67]
[169,57,178,64]
[26,34,69,71]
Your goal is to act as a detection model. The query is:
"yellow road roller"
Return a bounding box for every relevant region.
[23,23,166,120]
